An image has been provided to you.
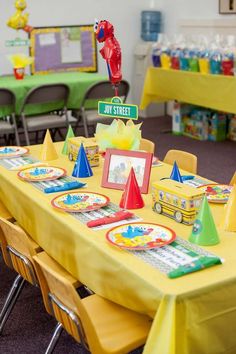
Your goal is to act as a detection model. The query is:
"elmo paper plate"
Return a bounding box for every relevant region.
[18,166,66,182]
[0,146,29,159]
[106,222,176,250]
[51,192,110,213]
[198,184,233,204]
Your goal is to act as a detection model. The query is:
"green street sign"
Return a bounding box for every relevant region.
[98,97,138,120]
[5,38,30,47]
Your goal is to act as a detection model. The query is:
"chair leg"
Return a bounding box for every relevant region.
[12,113,20,146]
[35,131,39,144]
[0,274,25,334]
[21,113,30,145]
[81,108,89,138]
[57,129,64,140]
[45,322,63,354]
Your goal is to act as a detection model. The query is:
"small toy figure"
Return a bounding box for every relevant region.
[7,0,32,32]
[64,194,88,205]
[94,20,122,95]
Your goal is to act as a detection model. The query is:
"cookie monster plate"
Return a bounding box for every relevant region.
[51,192,110,213]
[106,222,176,250]
[198,184,232,204]
[0,146,29,159]
[18,166,66,182]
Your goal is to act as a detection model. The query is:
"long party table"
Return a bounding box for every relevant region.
[140,67,236,114]
[0,72,106,116]
[0,142,236,354]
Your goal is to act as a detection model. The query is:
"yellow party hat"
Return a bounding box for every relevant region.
[40,130,58,161]
[220,184,236,232]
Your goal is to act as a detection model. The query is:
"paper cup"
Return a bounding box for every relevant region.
[14,67,25,80]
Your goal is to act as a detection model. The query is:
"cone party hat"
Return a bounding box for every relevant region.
[220,184,236,232]
[72,143,93,178]
[119,167,144,209]
[40,130,58,161]
[170,161,183,183]
[189,196,220,246]
[62,125,75,155]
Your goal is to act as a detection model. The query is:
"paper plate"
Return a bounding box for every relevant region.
[198,184,233,204]
[106,222,176,250]
[0,146,29,159]
[51,192,110,213]
[18,166,66,182]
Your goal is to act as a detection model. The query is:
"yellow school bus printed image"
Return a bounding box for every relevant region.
[152,179,205,225]
[68,137,99,167]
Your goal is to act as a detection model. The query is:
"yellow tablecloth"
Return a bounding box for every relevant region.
[140,67,236,114]
[1,143,236,354]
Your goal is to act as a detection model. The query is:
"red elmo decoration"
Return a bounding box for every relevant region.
[95,20,122,88]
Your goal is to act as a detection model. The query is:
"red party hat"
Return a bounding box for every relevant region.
[119,167,144,209]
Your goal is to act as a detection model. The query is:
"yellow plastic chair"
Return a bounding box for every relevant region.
[139,138,155,153]
[229,172,236,185]
[0,217,46,334]
[163,149,198,174]
[33,251,152,354]
[0,201,14,222]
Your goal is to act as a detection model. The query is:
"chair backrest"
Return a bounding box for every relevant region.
[0,223,12,268]
[0,204,14,267]
[81,80,129,105]
[0,88,15,108]
[163,149,197,174]
[0,217,53,314]
[0,88,16,117]
[230,171,236,185]
[139,138,155,153]
[33,252,88,347]
[0,217,40,285]
[20,83,70,114]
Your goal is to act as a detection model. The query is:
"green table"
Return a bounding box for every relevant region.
[0,72,107,116]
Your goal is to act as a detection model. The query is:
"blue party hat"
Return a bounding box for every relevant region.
[72,143,93,178]
[170,161,183,183]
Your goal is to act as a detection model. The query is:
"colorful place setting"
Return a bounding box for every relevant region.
[106,222,176,250]
[51,191,110,213]
[198,184,233,203]
[17,166,66,182]
[0,146,29,159]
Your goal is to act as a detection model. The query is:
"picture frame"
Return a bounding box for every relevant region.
[101,148,153,194]
[219,0,236,14]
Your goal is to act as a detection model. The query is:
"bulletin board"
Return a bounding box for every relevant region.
[29,25,97,75]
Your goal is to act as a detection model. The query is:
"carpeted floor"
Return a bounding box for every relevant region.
[0,115,235,353]
[140,115,236,184]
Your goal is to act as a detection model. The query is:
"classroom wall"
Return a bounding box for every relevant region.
[0,0,151,85]
[162,0,236,34]
[2,0,236,104]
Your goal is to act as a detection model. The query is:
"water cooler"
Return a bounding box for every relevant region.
[133,10,165,118]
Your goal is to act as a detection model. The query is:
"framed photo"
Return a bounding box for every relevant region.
[101,149,153,194]
[219,0,236,14]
